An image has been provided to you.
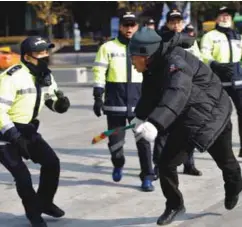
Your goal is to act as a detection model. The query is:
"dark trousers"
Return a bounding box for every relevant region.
[0,134,60,221]
[107,115,153,181]
[158,121,242,209]
[225,87,242,148]
[153,133,195,168]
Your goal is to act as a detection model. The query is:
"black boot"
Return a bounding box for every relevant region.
[30,217,47,227]
[183,165,202,176]
[225,194,239,210]
[42,203,65,218]
[157,206,186,225]
[238,148,242,158]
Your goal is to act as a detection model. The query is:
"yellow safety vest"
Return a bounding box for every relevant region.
[92,38,143,116]
[200,29,242,64]
[0,62,57,133]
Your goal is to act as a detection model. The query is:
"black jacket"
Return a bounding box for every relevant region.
[135,42,232,152]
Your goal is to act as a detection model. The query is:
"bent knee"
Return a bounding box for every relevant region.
[42,154,60,169]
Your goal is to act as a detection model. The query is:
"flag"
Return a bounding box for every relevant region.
[110,17,120,38]
[183,2,191,27]
[158,3,170,30]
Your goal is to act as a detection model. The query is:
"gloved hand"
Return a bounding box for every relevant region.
[134,121,158,142]
[54,90,70,113]
[131,117,144,131]
[93,98,103,117]
[12,136,30,160]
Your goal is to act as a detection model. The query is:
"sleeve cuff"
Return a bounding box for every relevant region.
[148,106,177,131]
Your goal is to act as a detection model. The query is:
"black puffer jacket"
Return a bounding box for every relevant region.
[135,42,232,152]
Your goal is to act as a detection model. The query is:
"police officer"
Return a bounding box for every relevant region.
[161,9,202,60]
[0,36,70,227]
[156,9,202,176]
[201,6,242,157]
[144,18,156,30]
[129,27,242,226]
[92,12,154,191]
[184,23,196,37]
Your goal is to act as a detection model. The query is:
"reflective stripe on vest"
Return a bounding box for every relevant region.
[0,97,13,106]
[222,80,242,87]
[103,105,136,112]
[16,88,36,95]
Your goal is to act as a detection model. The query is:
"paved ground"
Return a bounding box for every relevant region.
[0,87,241,227]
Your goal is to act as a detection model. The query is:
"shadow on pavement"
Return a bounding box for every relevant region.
[0,211,222,227]
[55,148,139,158]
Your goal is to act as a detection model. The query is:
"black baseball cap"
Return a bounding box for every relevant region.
[217,6,235,17]
[145,18,155,25]
[185,23,194,32]
[21,36,55,55]
[166,9,183,22]
[120,12,138,25]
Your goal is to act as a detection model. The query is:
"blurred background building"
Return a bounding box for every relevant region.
[0,1,241,38]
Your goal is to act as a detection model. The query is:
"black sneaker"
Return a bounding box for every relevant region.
[225,194,239,210]
[157,206,186,225]
[183,166,202,176]
[30,217,47,227]
[42,204,65,218]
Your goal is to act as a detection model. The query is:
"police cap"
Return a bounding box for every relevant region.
[21,36,55,55]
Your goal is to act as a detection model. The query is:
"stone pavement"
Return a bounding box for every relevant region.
[0,87,241,227]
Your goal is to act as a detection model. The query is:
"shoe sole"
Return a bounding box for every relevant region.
[42,211,65,218]
[113,177,122,182]
[183,172,202,176]
[225,195,239,210]
[141,187,155,192]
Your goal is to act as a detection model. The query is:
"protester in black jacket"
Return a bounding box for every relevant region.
[155,17,202,177]
[129,27,242,226]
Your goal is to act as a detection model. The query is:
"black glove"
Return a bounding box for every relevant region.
[12,136,30,160]
[30,119,40,131]
[93,98,103,117]
[54,90,70,113]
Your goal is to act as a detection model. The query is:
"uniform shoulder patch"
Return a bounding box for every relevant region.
[7,65,22,76]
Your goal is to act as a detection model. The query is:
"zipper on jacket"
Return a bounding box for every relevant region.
[126,45,132,115]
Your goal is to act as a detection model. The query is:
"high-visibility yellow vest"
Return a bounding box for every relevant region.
[200,29,242,64]
[0,62,58,134]
[93,38,143,116]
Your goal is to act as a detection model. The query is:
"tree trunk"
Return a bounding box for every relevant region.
[47,12,53,65]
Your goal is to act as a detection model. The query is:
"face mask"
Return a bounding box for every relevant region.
[25,55,52,87]
[218,21,232,28]
[35,56,50,71]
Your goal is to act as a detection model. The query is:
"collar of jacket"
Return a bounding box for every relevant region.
[117,32,130,45]
[21,59,51,77]
[216,24,234,35]
[216,24,238,40]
